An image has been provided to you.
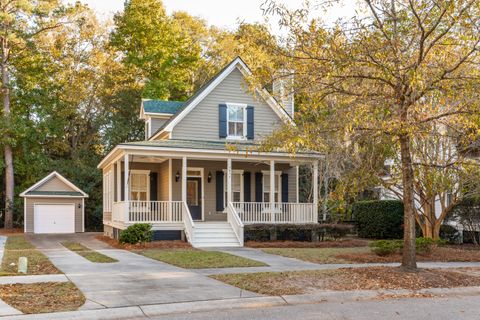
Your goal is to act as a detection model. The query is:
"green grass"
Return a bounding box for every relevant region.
[136,249,267,269]
[61,242,118,263]
[1,236,61,275]
[262,247,371,264]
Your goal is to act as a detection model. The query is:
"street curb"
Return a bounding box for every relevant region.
[4,286,480,319]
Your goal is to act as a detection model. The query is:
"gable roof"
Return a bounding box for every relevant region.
[20,171,88,198]
[148,56,294,140]
[141,100,184,116]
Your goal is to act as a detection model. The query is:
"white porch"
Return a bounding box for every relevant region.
[101,145,320,247]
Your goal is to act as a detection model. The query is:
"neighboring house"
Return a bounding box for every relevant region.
[20,171,88,234]
[98,57,321,247]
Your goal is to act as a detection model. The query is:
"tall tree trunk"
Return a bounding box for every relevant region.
[399,134,417,270]
[1,38,13,229]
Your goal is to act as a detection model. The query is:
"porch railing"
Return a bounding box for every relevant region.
[231,202,317,224]
[182,202,195,244]
[112,201,183,223]
[227,202,244,246]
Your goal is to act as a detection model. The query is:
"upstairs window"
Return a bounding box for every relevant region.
[227,103,246,139]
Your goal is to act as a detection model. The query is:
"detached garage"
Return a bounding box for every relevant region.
[20,171,88,234]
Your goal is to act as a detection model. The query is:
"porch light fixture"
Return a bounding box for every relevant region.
[175,171,180,182]
[207,171,212,183]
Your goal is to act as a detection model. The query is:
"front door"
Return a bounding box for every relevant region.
[187,177,202,220]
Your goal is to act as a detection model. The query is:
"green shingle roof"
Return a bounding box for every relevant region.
[120,139,320,156]
[142,100,184,114]
[26,191,84,196]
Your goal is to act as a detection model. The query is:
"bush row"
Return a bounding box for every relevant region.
[244,223,354,242]
[369,237,445,256]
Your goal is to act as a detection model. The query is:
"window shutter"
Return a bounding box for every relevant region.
[216,171,224,211]
[255,172,263,202]
[243,172,251,202]
[219,104,227,138]
[281,173,289,203]
[246,106,254,139]
[121,172,125,201]
[150,172,158,201]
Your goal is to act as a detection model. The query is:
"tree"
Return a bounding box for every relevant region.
[0,0,69,229]
[383,124,480,240]
[263,0,480,270]
[110,0,205,100]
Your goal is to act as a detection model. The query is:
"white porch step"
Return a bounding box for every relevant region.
[191,222,241,248]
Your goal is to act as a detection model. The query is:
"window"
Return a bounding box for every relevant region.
[224,170,244,206]
[263,172,281,203]
[130,170,149,201]
[227,103,246,139]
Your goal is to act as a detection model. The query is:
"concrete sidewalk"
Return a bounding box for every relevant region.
[4,285,480,320]
[197,247,480,275]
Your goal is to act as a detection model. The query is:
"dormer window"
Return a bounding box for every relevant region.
[227,103,247,139]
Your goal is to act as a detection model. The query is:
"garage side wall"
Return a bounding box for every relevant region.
[25,198,83,233]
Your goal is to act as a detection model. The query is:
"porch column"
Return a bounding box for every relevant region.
[116,160,121,202]
[270,160,275,222]
[227,158,232,206]
[124,154,129,222]
[313,160,319,221]
[313,160,319,205]
[182,156,187,203]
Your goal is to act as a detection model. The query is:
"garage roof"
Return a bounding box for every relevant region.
[20,171,88,198]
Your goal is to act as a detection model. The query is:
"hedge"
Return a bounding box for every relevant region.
[244,223,354,242]
[353,200,404,239]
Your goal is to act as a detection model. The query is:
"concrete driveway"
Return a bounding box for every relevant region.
[27,233,257,309]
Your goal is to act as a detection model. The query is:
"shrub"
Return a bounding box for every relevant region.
[439,225,460,244]
[354,200,404,239]
[323,224,354,239]
[369,240,403,256]
[119,223,153,244]
[415,237,435,254]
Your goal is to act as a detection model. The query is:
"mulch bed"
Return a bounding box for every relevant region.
[211,266,480,296]
[0,229,23,236]
[0,282,85,314]
[336,246,480,263]
[246,239,370,249]
[96,236,192,250]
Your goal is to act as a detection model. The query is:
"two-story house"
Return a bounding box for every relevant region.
[98,57,321,247]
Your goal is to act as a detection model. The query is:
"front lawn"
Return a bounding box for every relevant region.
[1,236,60,276]
[136,249,267,269]
[62,242,118,263]
[262,247,371,264]
[211,267,480,295]
[0,282,85,314]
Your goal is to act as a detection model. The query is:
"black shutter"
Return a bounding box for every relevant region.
[246,106,254,139]
[255,172,263,202]
[281,173,289,203]
[216,171,224,211]
[150,172,158,201]
[219,104,227,138]
[121,172,125,201]
[243,172,251,202]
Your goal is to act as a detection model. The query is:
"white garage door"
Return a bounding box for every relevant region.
[34,204,75,234]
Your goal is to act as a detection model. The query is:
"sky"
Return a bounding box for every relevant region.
[68,0,358,33]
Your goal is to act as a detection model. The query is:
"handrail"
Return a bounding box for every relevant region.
[227,202,244,246]
[182,202,195,244]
